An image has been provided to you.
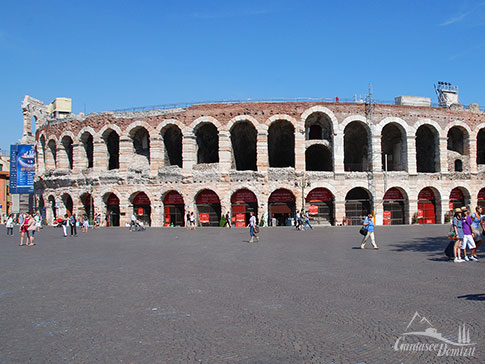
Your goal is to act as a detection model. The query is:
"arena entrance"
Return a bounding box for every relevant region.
[268,189,296,226]
[195,189,221,226]
[345,188,371,225]
[383,188,406,225]
[105,193,120,227]
[231,189,258,227]
[132,192,151,227]
[163,191,185,227]
[449,187,467,211]
[478,188,485,209]
[418,188,438,224]
[305,188,334,225]
[80,193,94,222]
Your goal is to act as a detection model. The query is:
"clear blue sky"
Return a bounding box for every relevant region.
[1,0,484,151]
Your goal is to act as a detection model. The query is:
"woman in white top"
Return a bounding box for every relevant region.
[248,212,259,243]
[6,214,14,236]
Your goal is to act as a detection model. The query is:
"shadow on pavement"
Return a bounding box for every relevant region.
[457,293,485,301]
[389,236,450,260]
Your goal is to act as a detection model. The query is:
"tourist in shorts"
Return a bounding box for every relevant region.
[361,214,379,249]
[460,207,477,261]
[248,211,259,243]
[452,208,464,262]
[471,206,483,257]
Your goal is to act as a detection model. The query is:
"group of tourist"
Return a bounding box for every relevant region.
[451,206,484,262]
[294,210,313,230]
[4,212,42,247]
[185,211,197,230]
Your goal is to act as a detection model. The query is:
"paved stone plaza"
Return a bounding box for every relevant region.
[0,225,483,363]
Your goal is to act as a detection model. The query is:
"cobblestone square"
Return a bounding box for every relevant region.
[0,225,483,363]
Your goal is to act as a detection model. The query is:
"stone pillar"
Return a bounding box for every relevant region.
[151,201,163,227]
[119,137,132,172]
[182,135,196,175]
[36,145,45,175]
[256,129,268,172]
[439,137,448,173]
[407,136,417,174]
[371,135,382,173]
[469,138,477,174]
[440,197,450,225]
[334,132,344,173]
[93,139,107,171]
[219,131,232,172]
[335,199,346,225]
[149,136,165,173]
[119,201,131,227]
[72,143,83,173]
[409,198,418,224]
[295,129,305,172]
[57,145,68,170]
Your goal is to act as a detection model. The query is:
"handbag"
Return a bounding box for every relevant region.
[254,225,260,234]
[359,226,367,236]
[447,223,457,240]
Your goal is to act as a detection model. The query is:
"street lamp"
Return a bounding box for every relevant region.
[295,174,311,211]
[89,185,94,225]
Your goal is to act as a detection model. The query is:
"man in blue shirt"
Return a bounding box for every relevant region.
[361,214,379,249]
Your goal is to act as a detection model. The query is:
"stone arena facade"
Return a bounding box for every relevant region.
[25,96,485,227]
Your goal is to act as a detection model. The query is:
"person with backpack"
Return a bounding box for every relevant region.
[360,214,379,249]
[70,214,77,236]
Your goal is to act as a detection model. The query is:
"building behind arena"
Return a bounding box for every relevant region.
[22,92,485,227]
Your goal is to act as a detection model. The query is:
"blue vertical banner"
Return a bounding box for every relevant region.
[10,144,35,194]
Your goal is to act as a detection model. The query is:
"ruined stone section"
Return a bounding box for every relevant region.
[31,99,485,227]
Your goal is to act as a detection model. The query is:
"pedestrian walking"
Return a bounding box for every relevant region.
[304,210,313,230]
[360,214,379,249]
[19,213,33,246]
[190,212,196,230]
[471,206,483,257]
[62,215,68,237]
[70,214,78,236]
[34,212,42,231]
[452,208,465,262]
[186,212,191,230]
[82,215,89,232]
[6,214,14,236]
[224,211,232,228]
[295,210,302,230]
[461,207,477,261]
[27,213,37,246]
[248,211,259,243]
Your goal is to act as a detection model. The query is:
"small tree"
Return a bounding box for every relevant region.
[219,215,226,227]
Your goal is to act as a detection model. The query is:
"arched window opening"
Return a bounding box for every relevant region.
[381,123,405,171]
[163,125,182,167]
[104,130,119,170]
[305,145,332,171]
[477,129,485,165]
[268,120,294,168]
[305,112,333,141]
[231,121,257,171]
[81,132,94,168]
[196,123,219,164]
[131,127,150,165]
[344,122,369,172]
[447,127,465,155]
[61,136,74,169]
[416,125,438,173]
[47,140,57,168]
[454,159,463,172]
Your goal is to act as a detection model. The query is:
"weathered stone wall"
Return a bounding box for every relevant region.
[30,100,485,226]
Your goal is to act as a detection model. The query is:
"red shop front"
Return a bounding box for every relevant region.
[231,189,258,227]
[196,189,221,226]
[269,189,296,226]
[305,188,334,225]
[418,188,436,224]
[164,191,185,227]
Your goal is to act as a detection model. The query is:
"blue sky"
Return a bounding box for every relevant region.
[1,0,484,151]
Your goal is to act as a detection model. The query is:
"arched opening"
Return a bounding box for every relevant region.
[381,123,406,171]
[162,125,182,167]
[477,129,485,165]
[163,191,185,227]
[268,120,295,168]
[104,193,120,227]
[80,193,94,223]
[32,116,37,135]
[103,130,119,170]
[478,188,485,209]
[345,187,372,225]
[47,140,57,168]
[305,188,334,225]
[344,122,369,172]
[383,188,407,225]
[196,123,219,164]
[305,112,333,141]
[416,125,439,173]
[268,188,296,226]
[449,187,469,211]
[48,195,57,222]
[80,132,94,168]
[39,135,46,166]
[305,145,332,171]
[131,192,151,227]
[61,194,73,216]
[195,189,221,226]
[38,196,45,220]
[447,127,465,155]
[131,127,150,165]
[61,136,74,169]
[231,189,258,227]
[417,188,439,224]
[231,121,257,171]
[454,160,463,172]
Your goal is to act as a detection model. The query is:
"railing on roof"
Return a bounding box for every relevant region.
[111,97,485,113]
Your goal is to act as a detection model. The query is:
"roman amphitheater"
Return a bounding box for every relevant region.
[23,94,485,227]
